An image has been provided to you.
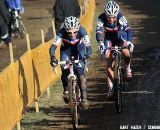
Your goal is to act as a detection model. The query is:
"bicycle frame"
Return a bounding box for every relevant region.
[54,56,86,129]
[67,60,79,129]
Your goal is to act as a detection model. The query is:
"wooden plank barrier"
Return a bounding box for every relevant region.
[9,42,14,64]
[41,29,45,44]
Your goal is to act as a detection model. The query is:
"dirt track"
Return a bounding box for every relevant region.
[2,0,160,129]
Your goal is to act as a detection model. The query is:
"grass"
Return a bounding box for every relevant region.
[13,81,64,129]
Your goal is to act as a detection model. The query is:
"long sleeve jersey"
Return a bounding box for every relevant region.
[50,26,92,58]
[96,12,133,44]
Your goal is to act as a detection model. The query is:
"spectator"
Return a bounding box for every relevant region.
[53,0,81,34]
[0,15,11,45]
[0,0,11,45]
[0,0,10,26]
[5,0,24,37]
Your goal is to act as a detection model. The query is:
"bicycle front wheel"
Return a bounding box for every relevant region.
[114,61,123,114]
[68,76,79,129]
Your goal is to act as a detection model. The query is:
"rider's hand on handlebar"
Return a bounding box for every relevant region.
[127,41,134,52]
[50,55,58,67]
[98,41,105,52]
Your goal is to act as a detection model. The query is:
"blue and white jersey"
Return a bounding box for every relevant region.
[96,12,133,44]
[50,26,92,58]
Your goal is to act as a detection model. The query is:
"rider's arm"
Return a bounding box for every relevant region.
[80,27,92,57]
[96,17,104,44]
[125,26,133,42]
[118,13,133,42]
[49,35,62,56]
[83,35,92,57]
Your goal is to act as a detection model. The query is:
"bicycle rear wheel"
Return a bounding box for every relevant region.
[114,61,123,114]
[18,18,26,38]
[10,19,19,38]
[68,76,79,129]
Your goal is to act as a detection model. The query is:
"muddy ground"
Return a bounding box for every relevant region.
[1,0,160,130]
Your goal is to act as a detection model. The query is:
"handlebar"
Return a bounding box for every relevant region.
[108,46,128,51]
[53,59,89,74]
[57,60,80,65]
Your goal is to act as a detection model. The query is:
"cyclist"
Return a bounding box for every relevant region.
[96,1,134,99]
[5,0,24,37]
[50,16,92,110]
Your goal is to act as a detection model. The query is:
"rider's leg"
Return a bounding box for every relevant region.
[75,41,87,99]
[80,74,87,99]
[75,42,89,109]
[75,67,87,99]
[61,69,70,92]
[75,67,89,110]
[119,32,132,79]
[61,68,70,104]
[60,50,70,103]
[105,51,114,98]
[104,40,114,98]
[121,42,132,79]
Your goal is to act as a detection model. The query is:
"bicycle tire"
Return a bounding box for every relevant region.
[114,61,123,114]
[17,18,26,38]
[68,76,79,129]
[10,19,18,37]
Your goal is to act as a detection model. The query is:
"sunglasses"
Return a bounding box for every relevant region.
[67,31,78,34]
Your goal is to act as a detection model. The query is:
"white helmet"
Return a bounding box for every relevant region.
[104,1,119,17]
[64,16,80,31]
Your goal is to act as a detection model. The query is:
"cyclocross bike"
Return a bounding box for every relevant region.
[54,56,88,129]
[10,9,26,38]
[109,46,129,114]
